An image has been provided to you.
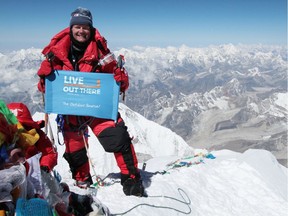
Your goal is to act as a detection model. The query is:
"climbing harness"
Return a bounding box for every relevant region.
[55,114,65,145]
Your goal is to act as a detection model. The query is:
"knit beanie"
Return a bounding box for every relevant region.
[70,7,93,27]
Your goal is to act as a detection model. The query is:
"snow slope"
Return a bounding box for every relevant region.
[32,106,288,216]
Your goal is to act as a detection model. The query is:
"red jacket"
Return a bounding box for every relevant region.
[37,27,128,92]
[25,129,58,172]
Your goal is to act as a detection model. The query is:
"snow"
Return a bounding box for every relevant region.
[32,107,288,216]
[266,92,288,118]
[0,44,286,215]
[275,92,288,110]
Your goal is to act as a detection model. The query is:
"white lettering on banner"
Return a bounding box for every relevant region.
[63,86,101,95]
[62,102,101,109]
[63,86,79,93]
[86,104,101,109]
[64,76,84,85]
[63,76,101,95]
[79,88,101,94]
[69,102,86,108]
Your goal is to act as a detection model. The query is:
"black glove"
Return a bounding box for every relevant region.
[40,166,50,173]
[70,192,93,215]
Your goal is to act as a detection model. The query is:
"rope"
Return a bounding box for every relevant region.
[111,188,191,215]
[95,153,216,187]
[88,154,215,215]
[47,116,55,146]
[155,152,216,175]
[93,173,121,188]
[42,93,57,152]
[81,131,104,187]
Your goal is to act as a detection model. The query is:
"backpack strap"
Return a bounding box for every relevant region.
[91,37,111,72]
[95,28,110,54]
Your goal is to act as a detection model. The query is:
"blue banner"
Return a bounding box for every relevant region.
[45,70,120,121]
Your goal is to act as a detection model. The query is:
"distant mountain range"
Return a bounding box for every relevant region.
[0,44,287,166]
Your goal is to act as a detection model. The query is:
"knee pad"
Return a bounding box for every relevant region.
[98,121,131,152]
[63,148,88,176]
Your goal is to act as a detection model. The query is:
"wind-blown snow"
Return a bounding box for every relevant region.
[32,106,288,216]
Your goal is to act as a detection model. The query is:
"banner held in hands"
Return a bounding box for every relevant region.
[45,70,120,121]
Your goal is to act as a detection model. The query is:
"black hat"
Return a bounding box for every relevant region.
[70,7,93,27]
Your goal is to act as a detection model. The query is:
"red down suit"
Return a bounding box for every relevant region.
[37,27,139,183]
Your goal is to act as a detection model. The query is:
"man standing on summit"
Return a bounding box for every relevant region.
[37,7,144,197]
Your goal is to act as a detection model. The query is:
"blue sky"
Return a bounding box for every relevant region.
[0,0,286,52]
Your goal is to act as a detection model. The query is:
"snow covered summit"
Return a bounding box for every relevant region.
[33,103,287,216]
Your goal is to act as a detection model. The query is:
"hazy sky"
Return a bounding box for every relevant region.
[0,0,286,52]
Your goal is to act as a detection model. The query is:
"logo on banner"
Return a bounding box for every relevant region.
[63,75,101,95]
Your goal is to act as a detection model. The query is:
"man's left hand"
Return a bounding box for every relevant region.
[114,67,129,92]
